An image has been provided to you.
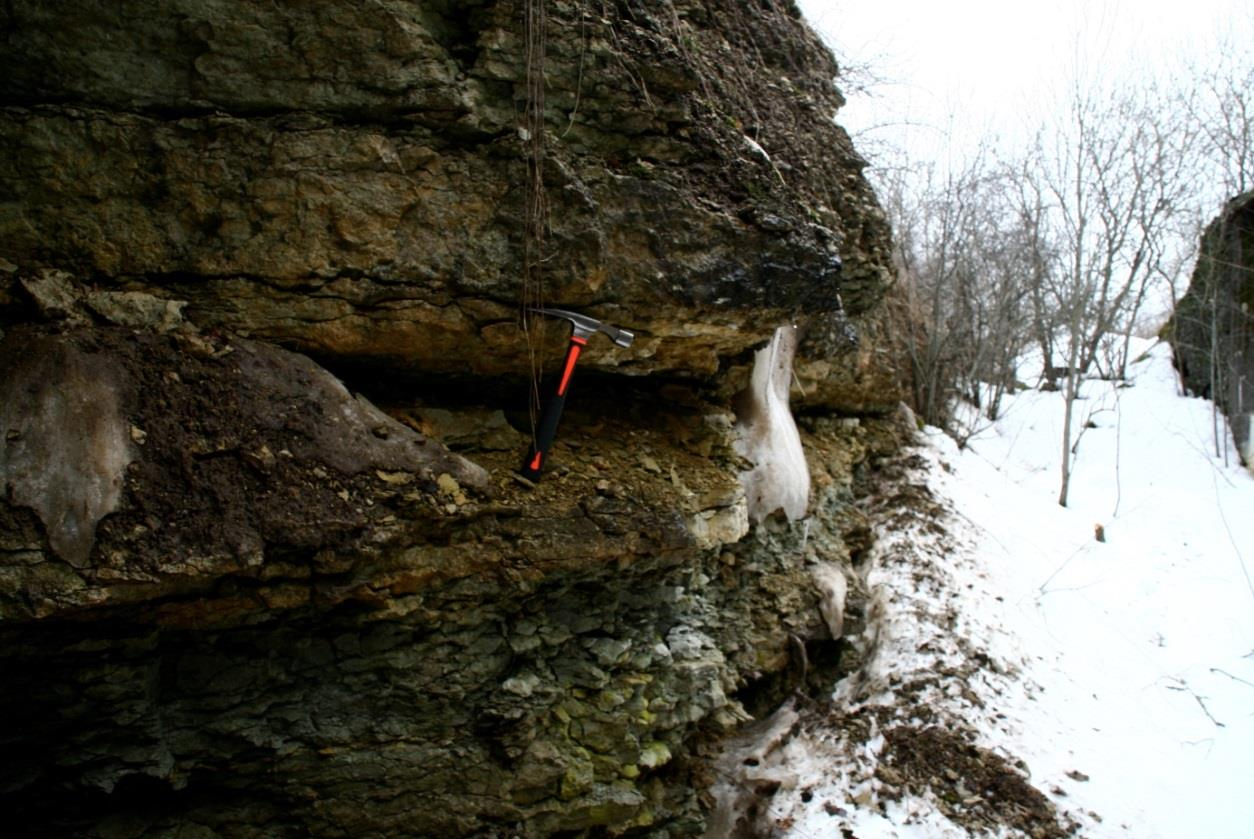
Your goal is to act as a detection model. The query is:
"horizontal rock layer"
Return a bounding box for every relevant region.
[0,316,907,835]
[0,0,902,407]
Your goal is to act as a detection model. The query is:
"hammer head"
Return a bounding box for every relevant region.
[531,307,634,348]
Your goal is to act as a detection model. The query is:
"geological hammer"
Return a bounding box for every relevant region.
[520,308,634,482]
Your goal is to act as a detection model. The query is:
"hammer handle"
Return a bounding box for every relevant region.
[520,335,586,481]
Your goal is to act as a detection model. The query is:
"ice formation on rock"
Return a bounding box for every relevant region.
[734,325,811,523]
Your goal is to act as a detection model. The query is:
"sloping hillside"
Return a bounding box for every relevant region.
[717,340,1254,838]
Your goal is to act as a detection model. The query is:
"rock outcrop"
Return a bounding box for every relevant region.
[0,0,903,407]
[0,0,912,834]
[1169,190,1254,469]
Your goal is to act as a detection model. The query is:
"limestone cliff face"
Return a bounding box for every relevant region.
[0,1,910,835]
[0,0,900,404]
[1170,191,1254,470]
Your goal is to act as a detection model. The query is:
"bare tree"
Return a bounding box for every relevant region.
[1183,33,1254,199]
[1019,77,1193,506]
[876,145,1031,443]
[839,26,1243,494]
[1010,159,1066,389]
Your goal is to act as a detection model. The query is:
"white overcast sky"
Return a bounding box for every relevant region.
[795,0,1254,161]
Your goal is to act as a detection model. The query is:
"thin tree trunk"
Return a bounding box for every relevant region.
[1058,370,1077,507]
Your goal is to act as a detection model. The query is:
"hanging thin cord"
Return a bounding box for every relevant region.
[522,0,548,442]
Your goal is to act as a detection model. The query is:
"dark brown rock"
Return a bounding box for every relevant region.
[0,323,489,620]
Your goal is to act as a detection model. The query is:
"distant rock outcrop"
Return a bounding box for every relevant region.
[0,0,913,834]
[1170,190,1254,470]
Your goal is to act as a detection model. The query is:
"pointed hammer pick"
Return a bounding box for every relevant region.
[520,308,634,483]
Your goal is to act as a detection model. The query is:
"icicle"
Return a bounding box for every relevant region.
[811,563,848,640]
[733,325,811,523]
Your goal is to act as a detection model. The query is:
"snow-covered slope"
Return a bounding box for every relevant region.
[729,339,1254,838]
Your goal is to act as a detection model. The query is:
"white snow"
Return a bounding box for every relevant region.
[738,339,1254,837]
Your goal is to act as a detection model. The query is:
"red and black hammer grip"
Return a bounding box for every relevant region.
[520,336,586,481]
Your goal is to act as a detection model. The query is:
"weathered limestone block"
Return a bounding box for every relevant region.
[0,0,902,409]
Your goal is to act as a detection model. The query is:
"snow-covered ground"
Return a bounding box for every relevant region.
[714,339,1254,837]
